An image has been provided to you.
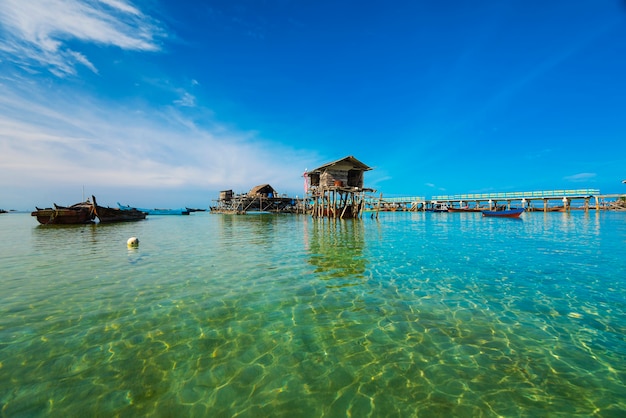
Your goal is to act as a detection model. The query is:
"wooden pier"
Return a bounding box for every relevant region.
[368,189,626,212]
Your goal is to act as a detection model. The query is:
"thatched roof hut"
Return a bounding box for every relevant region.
[248,184,278,197]
[306,155,372,189]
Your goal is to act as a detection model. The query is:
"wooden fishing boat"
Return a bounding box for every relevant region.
[31,201,96,225]
[92,196,147,223]
[118,203,190,215]
[481,208,525,218]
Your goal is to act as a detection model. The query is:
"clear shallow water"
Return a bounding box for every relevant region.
[1,211,625,417]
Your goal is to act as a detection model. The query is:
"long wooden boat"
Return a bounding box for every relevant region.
[481,208,525,218]
[31,201,96,225]
[118,203,190,215]
[92,196,147,223]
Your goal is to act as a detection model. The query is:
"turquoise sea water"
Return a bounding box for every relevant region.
[1,211,625,417]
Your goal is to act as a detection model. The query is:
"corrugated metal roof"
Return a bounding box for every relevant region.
[309,155,372,173]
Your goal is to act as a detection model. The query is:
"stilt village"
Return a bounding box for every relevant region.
[209,155,626,218]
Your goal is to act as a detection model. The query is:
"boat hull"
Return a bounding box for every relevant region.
[118,203,190,215]
[96,206,147,222]
[481,208,525,218]
[447,208,482,213]
[31,208,95,225]
[92,196,147,222]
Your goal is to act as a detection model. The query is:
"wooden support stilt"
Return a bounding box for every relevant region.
[340,197,349,219]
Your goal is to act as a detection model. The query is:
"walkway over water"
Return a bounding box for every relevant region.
[431,188,600,201]
[372,189,625,212]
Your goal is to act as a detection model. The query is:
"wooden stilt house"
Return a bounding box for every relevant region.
[305,156,376,219]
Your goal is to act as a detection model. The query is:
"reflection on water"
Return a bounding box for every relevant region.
[307,218,367,282]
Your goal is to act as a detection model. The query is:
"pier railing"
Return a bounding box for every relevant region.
[381,196,426,203]
[431,189,600,201]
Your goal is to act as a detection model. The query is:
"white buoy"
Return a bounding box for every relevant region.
[127,237,139,247]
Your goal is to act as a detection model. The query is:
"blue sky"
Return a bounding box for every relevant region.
[1,0,625,210]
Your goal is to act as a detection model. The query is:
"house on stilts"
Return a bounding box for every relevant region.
[304,155,378,219]
[211,184,297,214]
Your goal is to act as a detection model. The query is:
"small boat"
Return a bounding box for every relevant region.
[92,196,147,223]
[447,207,482,213]
[31,201,96,225]
[185,207,206,212]
[481,208,525,218]
[118,203,190,215]
[426,203,449,212]
[526,206,563,212]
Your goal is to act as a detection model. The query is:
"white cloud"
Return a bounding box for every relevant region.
[0,81,316,207]
[99,0,142,16]
[564,172,596,182]
[174,92,196,107]
[0,0,320,209]
[0,0,164,76]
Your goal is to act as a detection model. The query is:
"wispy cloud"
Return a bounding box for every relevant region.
[564,172,596,182]
[424,183,446,192]
[0,81,316,203]
[0,1,322,209]
[0,0,164,76]
[174,91,197,107]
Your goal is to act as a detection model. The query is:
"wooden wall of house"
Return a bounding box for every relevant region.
[321,170,348,187]
[318,169,364,188]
